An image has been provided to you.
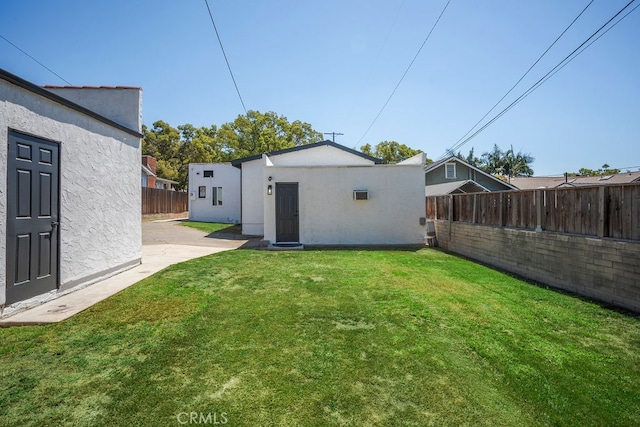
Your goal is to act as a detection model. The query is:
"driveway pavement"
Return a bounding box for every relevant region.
[0,220,256,326]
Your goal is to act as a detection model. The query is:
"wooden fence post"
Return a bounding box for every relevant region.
[598,186,606,238]
[472,194,477,224]
[448,194,454,239]
[535,189,543,232]
[499,192,504,227]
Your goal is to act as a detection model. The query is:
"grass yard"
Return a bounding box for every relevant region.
[180,221,241,235]
[1,249,639,426]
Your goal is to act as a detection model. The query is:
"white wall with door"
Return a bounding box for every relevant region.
[0,69,142,314]
[263,159,427,245]
[188,163,241,224]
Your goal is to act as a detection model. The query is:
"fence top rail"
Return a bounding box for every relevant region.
[428,181,640,200]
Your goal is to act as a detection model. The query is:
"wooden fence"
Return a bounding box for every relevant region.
[426,183,640,241]
[142,187,188,215]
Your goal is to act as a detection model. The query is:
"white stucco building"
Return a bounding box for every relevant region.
[188,163,241,223]
[0,69,142,316]
[231,141,427,245]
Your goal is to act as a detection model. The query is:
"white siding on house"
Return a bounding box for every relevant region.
[188,164,241,223]
[0,78,142,310]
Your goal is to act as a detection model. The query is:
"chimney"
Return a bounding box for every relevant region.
[142,155,157,188]
[142,155,156,174]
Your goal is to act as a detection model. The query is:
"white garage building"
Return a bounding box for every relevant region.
[231,141,427,246]
[0,69,142,316]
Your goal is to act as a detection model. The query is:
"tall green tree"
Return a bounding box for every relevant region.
[360,141,426,164]
[142,111,323,190]
[218,110,322,159]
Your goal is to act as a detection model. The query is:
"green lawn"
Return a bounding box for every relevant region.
[180,221,241,235]
[1,249,639,426]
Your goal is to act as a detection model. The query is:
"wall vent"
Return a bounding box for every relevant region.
[353,190,369,200]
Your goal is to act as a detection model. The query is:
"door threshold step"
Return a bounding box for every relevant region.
[267,243,304,251]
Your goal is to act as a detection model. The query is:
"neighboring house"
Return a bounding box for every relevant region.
[188,163,241,224]
[424,156,516,196]
[0,69,142,314]
[231,140,427,246]
[141,155,178,190]
[510,172,640,190]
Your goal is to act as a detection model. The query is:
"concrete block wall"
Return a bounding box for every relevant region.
[434,220,640,312]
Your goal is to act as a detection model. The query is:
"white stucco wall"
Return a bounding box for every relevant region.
[270,145,376,166]
[239,145,378,236]
[45,86,143,132]
[263,163,427,245]
[188,163,241,223]
[240,157,268,235]
[0,79,141,308]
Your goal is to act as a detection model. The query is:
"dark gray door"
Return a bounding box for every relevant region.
[276,183,299,243]
[6,131,59,304]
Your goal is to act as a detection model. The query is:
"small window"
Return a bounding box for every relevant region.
[203,170,214,178]
[353,190,369,200]
[198,186,206,198]
[212,187,223,206]
[445,163,456,179]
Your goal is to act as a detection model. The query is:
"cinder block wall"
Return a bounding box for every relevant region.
[434,220,640,312]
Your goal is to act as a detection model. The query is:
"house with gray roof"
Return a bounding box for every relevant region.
[510,172,640,190]
[425,156,516,196]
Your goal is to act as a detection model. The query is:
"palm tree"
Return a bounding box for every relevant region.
[503,145,534,183]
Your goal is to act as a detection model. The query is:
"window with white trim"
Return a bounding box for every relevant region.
[445,163,456,179]
[212,187,223,206]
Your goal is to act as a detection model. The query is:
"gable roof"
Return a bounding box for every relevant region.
[425,156,518,190]
[425,180,490,197]
[0,68,143,138]
[231,140,382,166]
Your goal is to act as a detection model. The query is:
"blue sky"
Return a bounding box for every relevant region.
[1,0,638,176]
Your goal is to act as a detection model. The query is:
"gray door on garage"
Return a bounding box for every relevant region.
[6,131,60,304]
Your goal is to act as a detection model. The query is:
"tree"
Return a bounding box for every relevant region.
[142,112,323,190]
[359,141,428,164]
[478,144,534,182]
[218,110,322,159]
[573,164,621,176]
[502,146,534,182]
[450,147,481,167]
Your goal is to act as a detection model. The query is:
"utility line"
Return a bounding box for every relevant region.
[0,34,72,85]
[204,0,247,113]
[356,0,452,146]
[441,0,595,159]
[437,0,638,160]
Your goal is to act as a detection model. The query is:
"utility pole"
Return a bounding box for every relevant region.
[323,132,344,143]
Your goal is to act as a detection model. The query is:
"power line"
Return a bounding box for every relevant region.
[442,0,595,159]
[203,0,247,113]
[0,34,72,85]
[436,0,638,160]
[356,0,452,146]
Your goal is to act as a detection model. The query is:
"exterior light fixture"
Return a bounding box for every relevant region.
[267,185,273,195]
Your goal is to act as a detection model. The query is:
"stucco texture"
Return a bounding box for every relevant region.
[0,80,141,306]
[188,163,241,223]
[263,164,427,245]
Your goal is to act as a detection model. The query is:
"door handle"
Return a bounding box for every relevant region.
[51,220,59,228]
